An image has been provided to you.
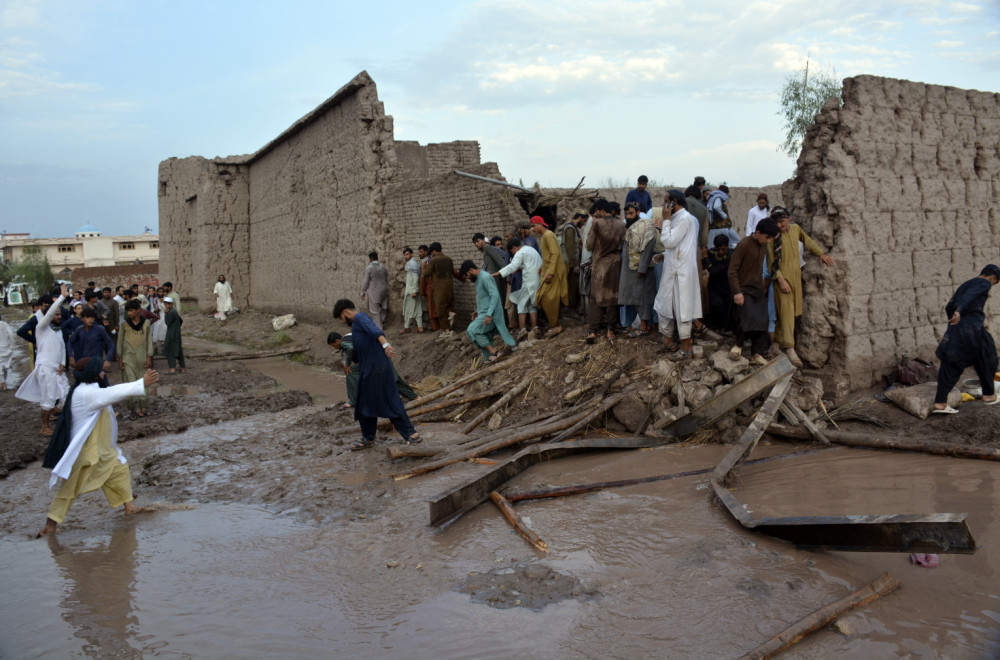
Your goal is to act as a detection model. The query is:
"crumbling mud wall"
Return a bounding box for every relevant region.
[158,157,251,310]
[385,163,526,318]
[784,74,1000,396]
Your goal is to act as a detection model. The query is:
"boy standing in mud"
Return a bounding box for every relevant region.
[332,299,419,450]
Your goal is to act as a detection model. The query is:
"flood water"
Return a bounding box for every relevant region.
[2,428,998,658]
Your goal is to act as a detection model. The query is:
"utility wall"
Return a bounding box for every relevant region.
[783,74,1000,396]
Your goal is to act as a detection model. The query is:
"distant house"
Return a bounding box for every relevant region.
[0,225,159,277]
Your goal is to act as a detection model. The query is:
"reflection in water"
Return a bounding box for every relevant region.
[47,527,140,659]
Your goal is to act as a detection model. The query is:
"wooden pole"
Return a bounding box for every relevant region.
[160,346,308,361]
[393,408,591,480]
[490,491,549,553]
[767,423,1000,461]
[783,401,831,445]
[408,387,504,418]
[738,572,901,660]
[548,391,628,444]
[503,447,828,502]
[461,377,531,434]
[386,445,441,460]
[404,358,509,410]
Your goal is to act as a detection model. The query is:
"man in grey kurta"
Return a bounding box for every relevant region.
[360,251,389,327]
[618,202,658,334]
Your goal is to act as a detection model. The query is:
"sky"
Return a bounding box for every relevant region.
[1,0,998,239]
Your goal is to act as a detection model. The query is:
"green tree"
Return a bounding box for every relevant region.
[777,61,842,158]
[3,251,55,294]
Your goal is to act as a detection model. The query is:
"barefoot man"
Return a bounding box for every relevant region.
[37,357,159,537]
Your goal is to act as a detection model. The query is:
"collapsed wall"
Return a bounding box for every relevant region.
[784,75,1000,396]
[158,72,524,324]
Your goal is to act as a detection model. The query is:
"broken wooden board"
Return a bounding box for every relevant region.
[428,355,797,527]
[712,377,976,554]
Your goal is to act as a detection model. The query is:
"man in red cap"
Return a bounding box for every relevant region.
[530,216,568,334]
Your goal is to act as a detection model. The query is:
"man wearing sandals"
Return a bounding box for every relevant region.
[117,299,153,419]
[459,260,516,361]
[728,218,780,366]
[333,300,419,450]
[932,264,1000,414]
[618,201,658,337]
[654,190,703,359]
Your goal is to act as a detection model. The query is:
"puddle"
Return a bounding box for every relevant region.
[239,356,346,405]
[1,428,998,658]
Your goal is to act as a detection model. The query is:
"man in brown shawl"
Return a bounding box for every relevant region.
[585,199,625,343]
[422,242,456,335]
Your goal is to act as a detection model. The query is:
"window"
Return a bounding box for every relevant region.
[149,241,159,249]
[120,242,135,250]
[58,245,75,253]
[22,245,40,255]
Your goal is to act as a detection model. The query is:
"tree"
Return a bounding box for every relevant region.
[3,252,55,294]
[777,60,842,158]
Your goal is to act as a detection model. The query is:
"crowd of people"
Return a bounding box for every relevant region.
[364,176,837,369]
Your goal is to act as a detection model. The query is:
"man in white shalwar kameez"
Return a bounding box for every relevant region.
[495,237,543,338]
[16,284,71,434]
[37,357,159,537]
[402,248,423,332]
[214,275,235,320]
[653,190,703,359]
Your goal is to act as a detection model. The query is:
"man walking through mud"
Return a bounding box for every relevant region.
[333,299,419,450]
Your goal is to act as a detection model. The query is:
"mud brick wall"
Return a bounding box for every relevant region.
[783,74,1000,396]
[385,163,526,323]
[158,157,251,312]
[72,264,159,292]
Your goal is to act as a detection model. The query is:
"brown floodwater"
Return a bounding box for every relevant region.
[2,422,998,659]
[239,356,346,405]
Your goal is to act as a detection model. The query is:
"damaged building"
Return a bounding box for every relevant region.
[158,71,1000,394]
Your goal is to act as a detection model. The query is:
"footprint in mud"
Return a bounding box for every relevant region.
[735,576,772,598]
[458,562,599,610]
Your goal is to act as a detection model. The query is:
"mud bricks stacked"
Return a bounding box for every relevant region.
[783,75,1000,397]
[159,71,524,324]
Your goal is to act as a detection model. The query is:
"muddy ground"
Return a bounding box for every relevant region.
[1,309,999,657]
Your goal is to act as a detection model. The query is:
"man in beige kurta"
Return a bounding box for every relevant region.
[530,216,569,332]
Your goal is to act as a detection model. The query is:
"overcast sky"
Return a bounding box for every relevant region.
[1,0,998,238]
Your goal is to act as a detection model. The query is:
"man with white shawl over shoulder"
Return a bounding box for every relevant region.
[37,356,159,537]
[653,189,703,359]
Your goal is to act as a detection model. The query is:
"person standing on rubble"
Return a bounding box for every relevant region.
[495,237,542,340]
[728,218,779,366]
[423,243,456,336]
[932,264,1000,414]
[530,216,569,334]
[459,260,516,361]
[654,190,703,360]
[585,199,625,343]
[765,207,834,368]
[332,300,419,450]
[474,233,508,327]
[401,247,423,333]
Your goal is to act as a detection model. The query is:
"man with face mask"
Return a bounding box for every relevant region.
[459,260,516,361]
[16,284,71,435]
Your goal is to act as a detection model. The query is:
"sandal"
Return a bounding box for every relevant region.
[404,433,422,446]
[669,349,693,361]
[625,329,648,339]
[129,412,139,421]
[692,324,707,339]
[585,334,596,345]
[931,406,959,415]
[350,438,374,450]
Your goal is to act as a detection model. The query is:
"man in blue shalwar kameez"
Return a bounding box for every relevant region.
[333,299,418,449]
[932,264,1000,414]
[458,260,516,362]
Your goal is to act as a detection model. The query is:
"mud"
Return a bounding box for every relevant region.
[3,309,1000,657]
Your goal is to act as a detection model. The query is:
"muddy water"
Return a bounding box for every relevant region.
[2,427,998,658]
[239,356,346,405]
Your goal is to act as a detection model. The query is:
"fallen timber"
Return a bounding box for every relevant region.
[712,380,977,554]
[427,356,797,526]
[766,423,1000,461]
[165,346,308,361]
[490,491,548,553]
[738,572,901,660]
[502,447,833,502]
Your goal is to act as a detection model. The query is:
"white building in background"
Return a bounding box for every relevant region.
[0,224,159,278]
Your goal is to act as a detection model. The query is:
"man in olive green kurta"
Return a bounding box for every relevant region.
[163,297,186,373]
[765,208,834,366]
[117,300,153,416]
